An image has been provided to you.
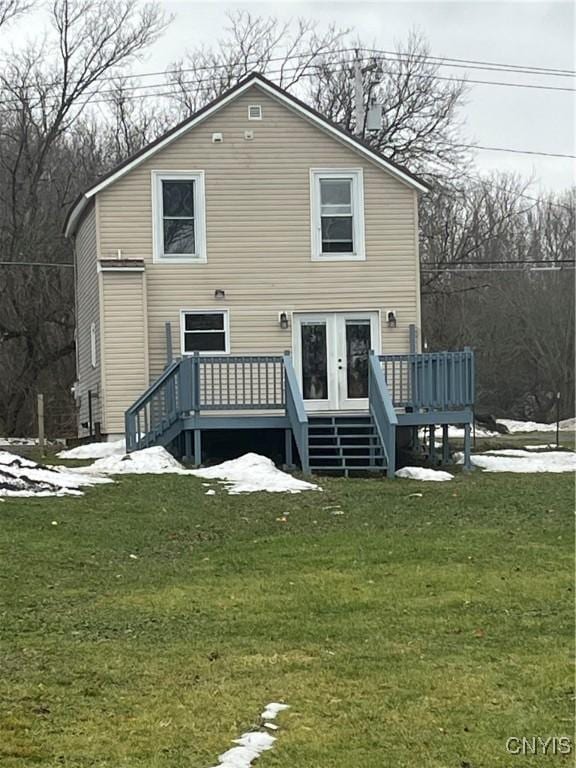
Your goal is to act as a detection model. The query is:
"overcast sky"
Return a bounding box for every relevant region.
[3,0,575,193]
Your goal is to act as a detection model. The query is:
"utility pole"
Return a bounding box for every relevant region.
[37,393,45,457]
[353,49,365,137]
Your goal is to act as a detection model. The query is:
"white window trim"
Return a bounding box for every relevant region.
[90,322,97,368]
[180,309,230,355]
[310,168,366,262]
[152,171,207,264]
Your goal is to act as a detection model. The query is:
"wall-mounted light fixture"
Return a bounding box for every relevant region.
[387,310,397,328]
[214,289,226,299]
[278,311,289,330]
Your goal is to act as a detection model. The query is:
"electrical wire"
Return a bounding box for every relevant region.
[1,47,575,111]
[361,47,576,77]
[461,144,575,159]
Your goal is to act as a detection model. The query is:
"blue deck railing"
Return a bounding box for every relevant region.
[379,350,474,410]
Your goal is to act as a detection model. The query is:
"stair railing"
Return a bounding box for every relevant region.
[125,358,183,452]
[368,351,398,478]
[283,352,309,474]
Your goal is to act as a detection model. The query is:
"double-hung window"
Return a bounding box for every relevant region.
[181,310,229,354]
[152,171,206,262]
[311,169,365,261]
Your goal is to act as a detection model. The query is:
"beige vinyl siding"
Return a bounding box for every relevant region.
[74,204,102,435]
[100,271,148,434]
[97,84,420,399]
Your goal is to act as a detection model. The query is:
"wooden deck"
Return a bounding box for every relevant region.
[125,350,475,477]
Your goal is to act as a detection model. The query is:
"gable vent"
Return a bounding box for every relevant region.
[248,104,262,120]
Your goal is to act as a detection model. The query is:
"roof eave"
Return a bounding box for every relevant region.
[64,194,90,239]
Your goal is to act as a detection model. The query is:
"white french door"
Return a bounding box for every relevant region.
[293,312,380,411]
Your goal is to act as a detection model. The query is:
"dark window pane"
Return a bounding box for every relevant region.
[185,313,224,331]
[301,323,328,400]
[162,180,195,217]
[323,241,354,252]
[346,320,371,398]
[320,178,351,206]
[322,216,352,241]
[184,331,226,352]
[321,216,353,252]
[163,219,195,254]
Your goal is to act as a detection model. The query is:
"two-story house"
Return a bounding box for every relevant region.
[65,73,474,476]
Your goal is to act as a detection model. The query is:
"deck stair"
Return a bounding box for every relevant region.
[308,414,387,476]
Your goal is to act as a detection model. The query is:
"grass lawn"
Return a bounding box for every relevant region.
[0,462,573,766]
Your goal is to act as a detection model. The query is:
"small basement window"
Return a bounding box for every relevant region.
[181,310,229,354]
[248,104,262,120]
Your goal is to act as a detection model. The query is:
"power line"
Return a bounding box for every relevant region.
[463,144,576,159]
[425,259,575,265]
[8,46,576,94]
[1,49,574,110]
[0,261,73,267]
[421,265,575,273]
[455,173,574,213]
[362,47,576,77]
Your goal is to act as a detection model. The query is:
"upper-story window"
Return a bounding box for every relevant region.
[152,171,206,263]
[310,169,365,261]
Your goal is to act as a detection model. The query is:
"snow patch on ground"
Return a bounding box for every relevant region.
[72,446,188,475]
[0,436,37,447]
[523,444,558,451]
[207,701,289,768]
[418,425,498,439]
[396,466,454,482]
[261,702,290,720]
[191,453,320,494]
[57,439,125,460]
[0,451,111,497]
[66,448,319,495]
[459,449,576,474]
[497,418,574,434]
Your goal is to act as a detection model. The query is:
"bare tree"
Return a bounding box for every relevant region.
[422,185,575,420]
[0,0,170,434]
[0,0,32,29]
[100,78,173,163]
[165,10,348,114]
[420,174,536,294]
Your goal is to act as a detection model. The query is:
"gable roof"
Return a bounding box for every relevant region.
[65,72,428,238]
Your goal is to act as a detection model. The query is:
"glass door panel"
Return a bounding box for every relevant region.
[345,319,371,399]
[301,322,329,401]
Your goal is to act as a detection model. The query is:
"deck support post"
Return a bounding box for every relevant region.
[442,424,450,465]
[429,425,437,464]
[284,429,294,469]
[194,429,202,467]
[463,422,472,471]
[183,430,193,464]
